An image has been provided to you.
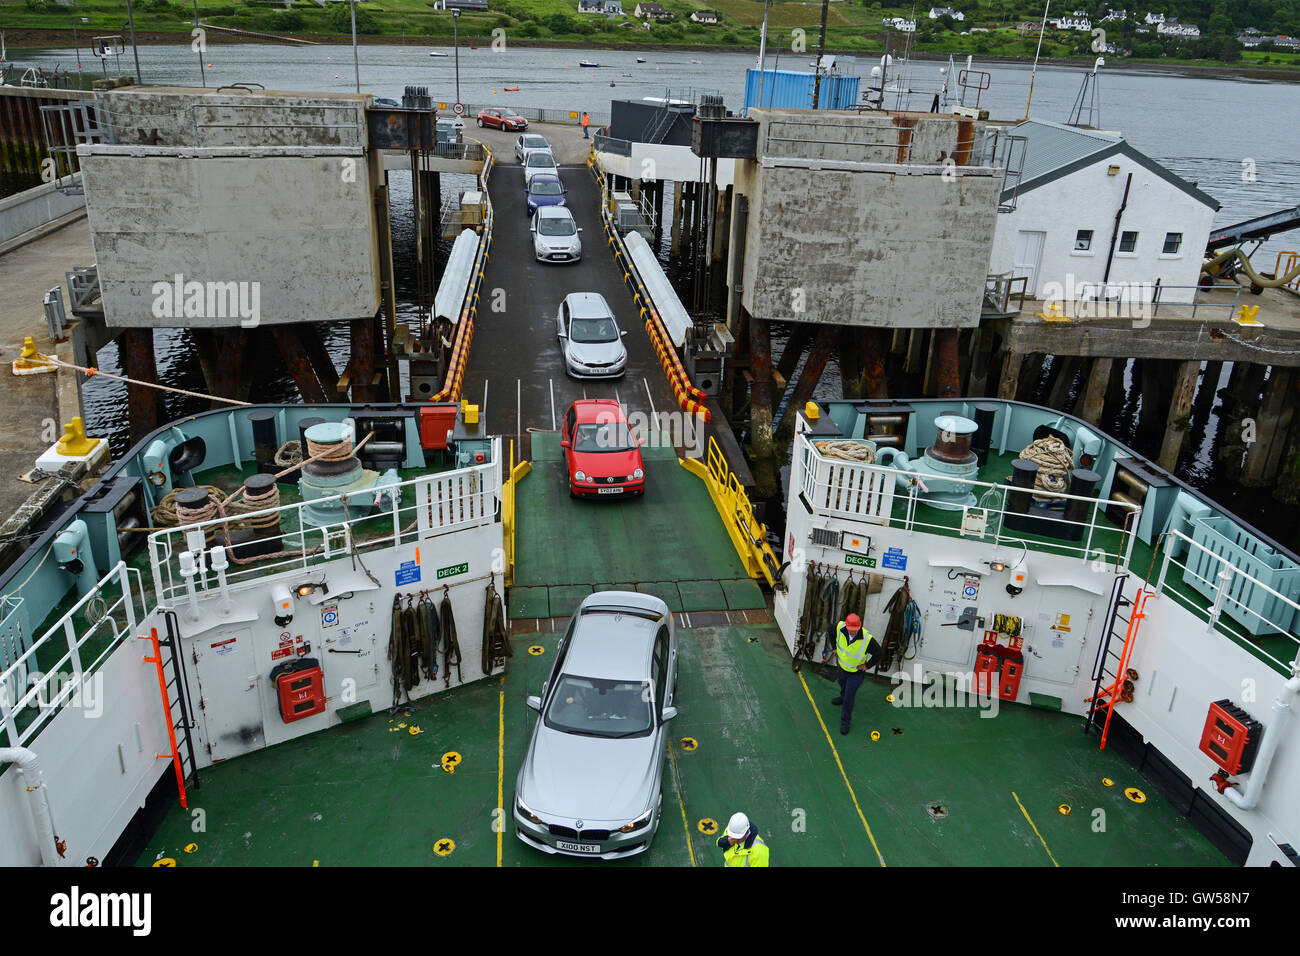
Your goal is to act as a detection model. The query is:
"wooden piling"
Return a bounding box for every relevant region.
[121,328,163,442]
[1243,367,1298,487]
[997,349,1023,401]
[934,328,960,399]
[670,180,683,258]
[1157,359,1200,472]
[1079,357,1113,426]
[775,326,838,440]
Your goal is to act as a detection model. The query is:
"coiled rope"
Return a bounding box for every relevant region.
[815,440,877,463]
[1019,436,1074,500]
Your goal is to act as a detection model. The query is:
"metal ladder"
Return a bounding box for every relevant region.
[1084,572,1151,749]
[141,612,201,806]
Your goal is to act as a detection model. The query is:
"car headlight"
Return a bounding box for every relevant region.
[633,468,644,480]
[574,471,586,482]
[619,808,654,833]
[516,796,543,825]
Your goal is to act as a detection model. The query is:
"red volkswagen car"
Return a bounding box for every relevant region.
[476,107,528,131]
[561,400,646,499]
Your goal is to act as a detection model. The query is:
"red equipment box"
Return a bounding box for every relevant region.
[418,404,459,451]
[271,659,325,723]
[998,649,1024,702]
[1199,699,1263,775]
[974,644,1002,697]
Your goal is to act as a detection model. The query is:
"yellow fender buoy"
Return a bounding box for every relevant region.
[1124,787,1147,804]
[697,818,718,835]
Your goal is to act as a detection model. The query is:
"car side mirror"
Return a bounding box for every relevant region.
[620,329,628,336]
[526,695,541,712]
[577,227,583,232]
[662,705,678,721]
[560,437,570,448]
[530,226,536,232]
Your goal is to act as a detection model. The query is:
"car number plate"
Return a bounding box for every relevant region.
[552,254,569,260]
[556,840,601,854]
[596,487,623,495]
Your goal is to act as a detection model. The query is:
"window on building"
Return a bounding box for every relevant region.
[1163,232,1183,254]
[1119,230,1138,253]
[1074,229,1094,251]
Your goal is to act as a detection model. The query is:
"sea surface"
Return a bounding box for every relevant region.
[12,42,1300,545]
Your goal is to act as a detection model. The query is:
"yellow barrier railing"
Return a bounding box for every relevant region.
[502,439,531,588]
[681,436,780,588]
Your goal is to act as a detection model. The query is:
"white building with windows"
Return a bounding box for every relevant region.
[884,16,917,31]
[1054,15,1092,30]
[1158,18,1201,37]
[1102,8,1128,21]
[928,7,964,21]
[1144,11,1165,24]
[987,120,1219,306]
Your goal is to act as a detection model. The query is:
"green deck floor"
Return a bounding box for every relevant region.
[139,623,1229,867]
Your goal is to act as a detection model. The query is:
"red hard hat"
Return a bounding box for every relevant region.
[846,614,862,628]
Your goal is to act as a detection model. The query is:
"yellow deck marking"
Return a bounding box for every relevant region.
[1012,791,1059,867]
[668,747,696,867]
[797,672,886,867]
[497,682,505,868]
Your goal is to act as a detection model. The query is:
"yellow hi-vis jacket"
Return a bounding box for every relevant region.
[836,622,874,672]
[724,833,770,867]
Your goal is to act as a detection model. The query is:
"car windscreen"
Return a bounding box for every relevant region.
[573,420,637,452]
[502,109,523,117]
[538,216,576,236]
[545,675,653,738]
[523,136,548,148]
[526,153,556,167]
[569,317,617,344]
[530,181,564,196]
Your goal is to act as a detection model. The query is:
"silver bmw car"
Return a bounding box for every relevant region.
[514,592,678,860]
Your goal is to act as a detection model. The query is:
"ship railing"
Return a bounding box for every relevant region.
[147,451,501,611]
[798,440,1140,570]
[1153,529,1300,674]
[0,561,144,749]
[1150,282,1246,317]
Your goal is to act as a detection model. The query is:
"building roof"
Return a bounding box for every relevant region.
[1002,119,1219,210]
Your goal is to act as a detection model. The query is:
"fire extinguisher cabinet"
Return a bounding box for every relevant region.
[999,648,1025,702]
[271,658,326,723]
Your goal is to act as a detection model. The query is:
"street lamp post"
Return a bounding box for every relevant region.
[453,8,461,105]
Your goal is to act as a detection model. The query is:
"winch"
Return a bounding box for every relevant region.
[876,414,981,511]
[298,421,401,527]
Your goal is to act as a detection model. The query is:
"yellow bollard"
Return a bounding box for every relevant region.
[1234,305,1263,326]
[11,337,58,376]
[57,417,99,457]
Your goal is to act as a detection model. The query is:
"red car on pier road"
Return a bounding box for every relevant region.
[561,400,646,499]
[477,107,528,131]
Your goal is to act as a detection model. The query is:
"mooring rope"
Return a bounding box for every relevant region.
[815,440,877,463]
[35,355,251,406]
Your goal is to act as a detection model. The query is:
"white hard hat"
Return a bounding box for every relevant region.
[726,812,750,840]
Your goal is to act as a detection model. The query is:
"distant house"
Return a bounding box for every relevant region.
[1018,21,1043,32]
[1144,11,1165,25]
[578,0,603,12]
[603,0,623,16]
[438,0,489,9]
[884,17,917,32]
[689,9,720,24]
[1101,9,1128,21]
[928,7,964,21]
[1054,15,1091,31]
[968,26,989,33]
[1157,19,1200,37]
[634,2,671,20]
[1274,35,1300,48]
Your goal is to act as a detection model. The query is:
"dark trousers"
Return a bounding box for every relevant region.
[836,670,866,729]
[582,125,589,138]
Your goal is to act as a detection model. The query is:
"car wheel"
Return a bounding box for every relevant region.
[568,482,578,499]
[477,118,483,127]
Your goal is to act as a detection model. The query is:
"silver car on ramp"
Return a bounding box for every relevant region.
[514,591,678,860]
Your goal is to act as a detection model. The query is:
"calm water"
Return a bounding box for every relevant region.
[15,43,1300,540]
